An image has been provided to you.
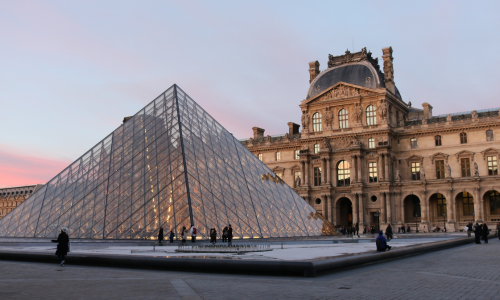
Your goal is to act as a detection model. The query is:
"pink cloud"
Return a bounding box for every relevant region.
[0,149,70,188]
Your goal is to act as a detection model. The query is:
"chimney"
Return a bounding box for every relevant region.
[309,61,320,84]
[252,127,265,139]
[287,122,300,135]
[422,103,433,119]
[382,47,395,94]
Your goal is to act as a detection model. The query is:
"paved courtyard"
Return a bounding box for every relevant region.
[0,237,498,299]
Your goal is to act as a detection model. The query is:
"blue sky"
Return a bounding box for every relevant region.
[1,0,499,187]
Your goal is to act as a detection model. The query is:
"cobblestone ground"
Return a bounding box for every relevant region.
[0,238,499,300]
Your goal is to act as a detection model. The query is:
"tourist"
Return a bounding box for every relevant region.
[473,222,482,244]
[181,226,187,245]
[169,229,175,243]
[227,224,233,245]
[423,226,427,233]
[222,226,228,242]
[190,225,197,243]
[355,223,359,237]
[402,225,406,233]
[211,228,217,244]
[467,222,473,237]
[375,230,391,251]
[385,224,393,241]
[406,225,410,233]
[158,226,164,244]
[482,223,489,243]
[55,227,69,267]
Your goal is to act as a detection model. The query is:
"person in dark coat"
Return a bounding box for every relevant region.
[227,225,233,245]
[158,226,164,244]
[169,230,175,243]
[482,223,489,243]
[222,226,228,242]
[473,222,482,244]
[355,223,359,237]
[385,224,393,241]
[211,228,217,244]
[375,230,391,251]
[55,227,69,266]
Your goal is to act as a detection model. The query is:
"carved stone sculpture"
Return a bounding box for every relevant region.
[295,176,301,187]
[322,137,332,151]
[283,133,289,140]
[420,166,426,181]
[265,135,271,142]
[471,110,478,119]
[324,109,333,129]
[445,163,452,178]
[378,102,387,120]
[353,105,362,124]
[301,112,310,131]
[395,169,402,183]
[447,114,452,122]
[248,137,253,144]
[422,118,427,125]
[474,162,479,177]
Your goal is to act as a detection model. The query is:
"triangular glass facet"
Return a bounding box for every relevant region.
[0,85,332,239]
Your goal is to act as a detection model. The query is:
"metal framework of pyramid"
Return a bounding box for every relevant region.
[0,85,331,240]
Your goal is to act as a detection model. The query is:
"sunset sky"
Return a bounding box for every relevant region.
[1,0,500,187]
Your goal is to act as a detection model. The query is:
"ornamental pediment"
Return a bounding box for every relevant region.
[429,152,449,164]
[302,82,380,105]
[454,150,475,162]
[405,155,424,166]
[480,148,500,160]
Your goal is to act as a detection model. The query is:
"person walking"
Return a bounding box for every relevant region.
[385,224,393,241]
[55,227,69,267]
[375,230,391,251]
[473,222,482,244]
[169,229,175,243]
[158,226,164,244]
[181,226,187,245]
[190,225,197,243]
[211,228,217,244]
[467,222,473,237]
[222,226,228,242]
[227,224,233,245]
[482,223,489,243]
[355,223,359,237]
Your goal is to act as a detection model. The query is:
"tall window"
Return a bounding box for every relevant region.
[411,162,420,180]
[461,158,471,177]
[339,109,349,129]
[258,154,263,161]
[368,138,375,149]
[460,132,467,144]
[314,144,320,154]
[294,150,300,160]
[489,191,500,214]
[435,135,442,146]
[437,193,447,216]
[488,156,498,175]
[487,130,494,141]
[314,167,321,186]
[435,160,445,179]
[368,162,377,183]
[410,138,417,149]
[294,171,301,188]
[312,112,322,132]
[366,105,376,125]
[275,152,281,161]
[462,192,474,215]
[337,160,351,187]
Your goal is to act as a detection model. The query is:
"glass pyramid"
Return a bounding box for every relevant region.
[0,85,333,240]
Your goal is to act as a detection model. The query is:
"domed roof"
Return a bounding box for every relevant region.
[306,48,402,100]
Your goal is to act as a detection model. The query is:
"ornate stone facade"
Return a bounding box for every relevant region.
[241,47,500,233]
[0,184,44,220]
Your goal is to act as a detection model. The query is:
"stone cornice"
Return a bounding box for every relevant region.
[396,119,500,137]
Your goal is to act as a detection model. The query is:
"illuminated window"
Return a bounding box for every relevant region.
[435,135,442,146]
[339,109,349,129]
[460,132,467,144]
[312,112,322,132]
[462,192,474,215]
[294,150,300,160]
[314,167,321,186]
[487,130,494,141]
[461,158,471,177]
[337,160,350,187]
[368,162,377,183]
[368,138,375,149]
[314,144,320,154]
[410,138,417,149]
[488,156,498,175]
[435,160,445,179]
[258,154,262,161]
[411,162,420,180]
[275,152,281,161]
[366,105,376,125]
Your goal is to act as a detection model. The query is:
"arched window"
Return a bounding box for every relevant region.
[337,160,351,187]
[312,112,322,132]
[435,135,442,146]
[366,105,376,125]
[462,192,474,215]
[410,138,418,149]
[489,191,500,214]
[436,193,447,216]
[339,109,349,129]
[486,130,494,141]
[368,138,375,149]
[460,132,467,144]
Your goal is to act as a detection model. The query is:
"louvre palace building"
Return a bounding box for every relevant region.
[240,47,500,233]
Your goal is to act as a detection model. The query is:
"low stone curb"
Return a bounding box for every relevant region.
[0,236,492,277]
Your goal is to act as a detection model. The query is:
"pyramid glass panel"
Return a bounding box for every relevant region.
[0,85,332,239]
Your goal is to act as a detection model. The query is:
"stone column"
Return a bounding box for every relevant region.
[400,193,405,226]
[380,192,386,225]
[352,194,358,225]
[326,158,331,185]
[304,161,310,186]
[473,187,482,222]
[385,154,391,182]
[332,202,337,226]
[357,155,363,183]
[327,195,333,223]
[321,195,328,220]
[386,192,392,224]
[446,189,453,223]
[358,193,364,226]
[351,155,358,183]
[380,154,386,181]
[420,191,428,225]
[321,158,326,185]
[300,161,305,186]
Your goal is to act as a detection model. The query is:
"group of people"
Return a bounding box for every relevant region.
[362,225,379,234]
[465,222,491,244]
[397,225,412,233]
[337,223,359,237]
[158,225,233,245]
